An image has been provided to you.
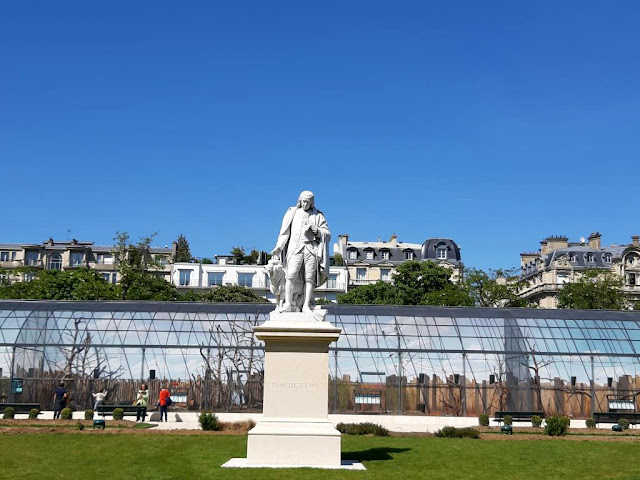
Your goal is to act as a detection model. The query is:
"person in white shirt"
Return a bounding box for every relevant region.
[92,388,107,410]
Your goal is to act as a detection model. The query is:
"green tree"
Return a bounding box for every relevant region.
[179,285,268,303]
[337,281,400,305]
[174,234,192,263]
[230,246,260,265]
[464,268,530,307]
[113,232,175,300]
[338,261,472,306]
[557,269,626,309]
[332,254,344,266]
[0,268,119,300]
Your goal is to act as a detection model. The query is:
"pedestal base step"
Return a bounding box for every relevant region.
[222,458,366,470]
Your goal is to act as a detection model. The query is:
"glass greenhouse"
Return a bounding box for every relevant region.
[1,300,640,418]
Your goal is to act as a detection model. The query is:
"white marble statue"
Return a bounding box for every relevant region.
[270,190,330,313]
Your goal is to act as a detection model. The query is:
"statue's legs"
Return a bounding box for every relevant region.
[302,283,313,313]
[281,278,295,312]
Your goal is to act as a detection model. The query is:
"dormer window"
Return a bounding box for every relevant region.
[569,253,577,262]
[404,251,414,260]
[348,250,357,260]
[381,251,389,261]
[585,253,594,263]
[603,253,612,263]
[365,251,374,260]
[437,246,447,260]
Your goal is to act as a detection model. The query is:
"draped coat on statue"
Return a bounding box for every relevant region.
[274,206,330,288]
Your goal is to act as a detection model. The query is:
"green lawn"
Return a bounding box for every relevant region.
[1,434,640,480]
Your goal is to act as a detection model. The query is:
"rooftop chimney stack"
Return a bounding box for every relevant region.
[632,236,640,247]
[588,232,602,250]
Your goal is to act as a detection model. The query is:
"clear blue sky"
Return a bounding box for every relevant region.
[2,1,639,270]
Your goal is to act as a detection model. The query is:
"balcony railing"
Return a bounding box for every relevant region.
[350,279,392,286]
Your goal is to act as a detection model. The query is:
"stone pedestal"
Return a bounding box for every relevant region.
[247,310,342,466]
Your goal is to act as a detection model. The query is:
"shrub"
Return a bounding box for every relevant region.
[28,408,40,420]
[3,407,15,419]
[76,421,85,430]
[531,415,542,428]
[544,415,570,436]
[502,415,513,426]
[336,422,390,436]
[61,408,73,420]
[478,413,489,427]
[112,408,124,421]
[435,426,480,439]
[198,411,221,431]
[84,410,94,420]
[618,418,630,430]
[585,418,596,429]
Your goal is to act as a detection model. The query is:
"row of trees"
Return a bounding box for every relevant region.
[337,261,634,310]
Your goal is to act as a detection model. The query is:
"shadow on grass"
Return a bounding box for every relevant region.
[343,447,411,462]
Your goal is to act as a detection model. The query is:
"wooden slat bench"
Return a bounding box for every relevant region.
[493,411,544,423]
[593,412,640,426]
[96,405,146,420]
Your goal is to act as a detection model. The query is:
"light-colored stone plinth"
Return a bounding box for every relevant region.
[222,458,366,470]
[243,310,346,467]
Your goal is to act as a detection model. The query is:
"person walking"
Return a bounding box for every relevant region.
[158,385,171,422]
[134,384,149,422]
[53,382,67,420]
[92,388,107,410]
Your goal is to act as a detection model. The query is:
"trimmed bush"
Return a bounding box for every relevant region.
[61,408,73,420]
[502,415,513,426]
[435,426,480,439]
[618,418,630,430]
[544,414,570,436]
[478,413,489,427]
[84,410,94,420]
[29,408,40,420]
[112,408,124,421]
[76,421,85,430]
[531,415,542,428]
[336,422,390,436]
[198,411,221,431]
[585,418,596,429]
[3,407,15,419]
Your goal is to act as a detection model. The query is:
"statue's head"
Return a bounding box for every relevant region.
[297,190,315,211]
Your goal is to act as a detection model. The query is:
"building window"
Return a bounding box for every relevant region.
[569,253,577,262]
[585,253,594,263]
[111,273,117,285]
[627,273,637,287]
[627,256,637,267]
[381,251,389,261]
[327,274,338,289]
[365,251,374,260]
[25,251,38,266]
[49,253,62,270]
[101,273,111,282]
[156,255,168,266]
[380,268,391,281]
[603,253,612,263]
[437,247,447,260]
[348,250,357,260]
[238,273,254,287]
[404,251,414,260]
[24,272,35,282]
[71,252,84,267]
[0,252,9,262]
[356,268,366,281]
[557,272,569,284]
[179,270,191,286]
[208,272,224,286]
[96,253,114,265]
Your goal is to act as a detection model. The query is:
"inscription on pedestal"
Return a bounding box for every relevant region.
[271,381,320,389]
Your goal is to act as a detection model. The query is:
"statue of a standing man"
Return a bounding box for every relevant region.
[270,191,331,313]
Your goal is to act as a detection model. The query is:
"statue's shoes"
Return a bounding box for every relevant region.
[301,306,313,314]
[279,303,293,313]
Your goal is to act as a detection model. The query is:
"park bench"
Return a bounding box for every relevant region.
[493,411,544,423]
[96,405,146,420]
[593,412,640,427]
[0,403,41,415]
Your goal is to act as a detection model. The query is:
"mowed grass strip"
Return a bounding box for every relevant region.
[1,434,640,480]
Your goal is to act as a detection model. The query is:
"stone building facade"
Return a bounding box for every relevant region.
[519,232,640,308]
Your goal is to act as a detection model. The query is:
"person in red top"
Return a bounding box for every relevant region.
[158,386,171,422]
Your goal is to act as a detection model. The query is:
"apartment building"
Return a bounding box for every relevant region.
[519,232,640,308]
[335,233,463,288]
[0,238,174,284]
